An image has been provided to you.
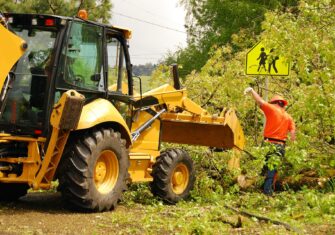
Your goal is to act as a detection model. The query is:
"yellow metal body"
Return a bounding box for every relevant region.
[77,98,132,145]
[132,84,245,149]
[0,90,132,189]
[128,84,245,182]
[128,152,157,182]
[0,24,26,92]
[0,22,244,190]
[171,163,190,194]
[0,72,244,188]
[111,25,132,39]
[0,135,45,184]
[139,84,206,115]
[94,150,119,194]
[0,90,84,189]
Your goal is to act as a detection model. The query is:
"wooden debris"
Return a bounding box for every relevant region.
[224,205,300,233]
[215,215,243,228]
[237,175,256,189]
[237,168,335,190]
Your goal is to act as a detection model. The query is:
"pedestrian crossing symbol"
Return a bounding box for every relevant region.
[246,42,290,76]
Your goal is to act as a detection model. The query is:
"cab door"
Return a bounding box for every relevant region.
[105,31,133,127]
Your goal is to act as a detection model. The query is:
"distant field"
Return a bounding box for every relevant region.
[133,75,153,93]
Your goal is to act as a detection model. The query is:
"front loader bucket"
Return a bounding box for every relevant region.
[161,120,234,148]
[160,109,245,150]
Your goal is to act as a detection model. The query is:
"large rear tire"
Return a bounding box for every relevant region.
[0,183,28,201]
[58,128,129,212]
[150,149,195,203]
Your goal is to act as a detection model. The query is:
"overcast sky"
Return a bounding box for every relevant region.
[110,0,187,65]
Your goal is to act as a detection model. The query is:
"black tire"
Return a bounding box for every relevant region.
[58,128,129,212]
[150,149,195,203]
[0,183,29,201]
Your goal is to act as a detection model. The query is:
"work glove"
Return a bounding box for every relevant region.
[244,87,253,95]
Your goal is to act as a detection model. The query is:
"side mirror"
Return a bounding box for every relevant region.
[91,74,101,82]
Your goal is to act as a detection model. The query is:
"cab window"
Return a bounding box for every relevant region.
[0,27,57,130]
[107,35,128,94]
[60,21,104,91]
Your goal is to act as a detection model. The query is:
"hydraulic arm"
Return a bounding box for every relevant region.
[134,84,245,150]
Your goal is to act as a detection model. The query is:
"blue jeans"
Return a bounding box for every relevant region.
[263,143,285,195]
[264,169,277,195]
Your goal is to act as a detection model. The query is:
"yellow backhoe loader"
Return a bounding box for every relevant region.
[0,11,244,211]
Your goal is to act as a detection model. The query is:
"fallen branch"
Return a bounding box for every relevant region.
[215,215,242,228]
[224,205,300,234]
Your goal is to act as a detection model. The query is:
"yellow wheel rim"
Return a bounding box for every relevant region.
[94,150,119,194]
[171,163,189,194]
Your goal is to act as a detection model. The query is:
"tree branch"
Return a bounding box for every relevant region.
[46,0,56,14]
[224,205,300,233]
[201,84,219,108]
[76,0,84,14]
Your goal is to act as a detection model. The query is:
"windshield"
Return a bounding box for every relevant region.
[0,27,57,132]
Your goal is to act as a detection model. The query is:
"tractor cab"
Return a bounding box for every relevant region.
[0,13,134,137]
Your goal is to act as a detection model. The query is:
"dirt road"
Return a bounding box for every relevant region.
[0,192,127,235]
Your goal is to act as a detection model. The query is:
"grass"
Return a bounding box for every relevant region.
[1,181,334,234]
[115,183,335,234]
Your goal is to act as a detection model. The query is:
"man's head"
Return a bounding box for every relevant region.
[270,95,288,108]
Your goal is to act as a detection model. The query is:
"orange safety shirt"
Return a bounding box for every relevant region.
[261,102,295,141]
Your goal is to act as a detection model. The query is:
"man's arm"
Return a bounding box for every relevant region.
[289,118,296,142]
[244,87,266,106]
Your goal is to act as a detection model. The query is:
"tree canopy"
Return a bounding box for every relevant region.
[0,0,112,23]
[169,0,299,77]
[178,0,335,176]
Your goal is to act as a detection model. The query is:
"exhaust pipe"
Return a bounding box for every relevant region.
[171,64,181,90]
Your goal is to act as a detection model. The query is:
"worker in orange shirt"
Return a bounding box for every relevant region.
[244,87,296,195]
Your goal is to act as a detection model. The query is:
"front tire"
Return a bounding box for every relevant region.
[150,149,195,203]
[58,128,129,212]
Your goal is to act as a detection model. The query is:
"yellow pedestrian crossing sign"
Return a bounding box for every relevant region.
[246,42,290,76]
